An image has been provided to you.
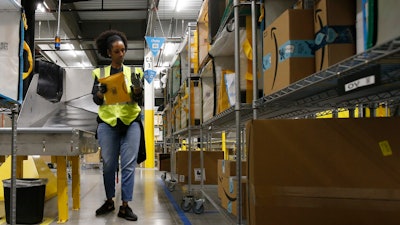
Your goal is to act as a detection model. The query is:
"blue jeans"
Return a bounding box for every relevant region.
[97,121,140,202]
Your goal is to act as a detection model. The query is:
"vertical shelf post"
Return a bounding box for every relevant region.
[9,104,19,225]
[233,0,243,224]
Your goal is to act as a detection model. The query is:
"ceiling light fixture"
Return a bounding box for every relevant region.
[36,3,45,12]
[174,0,184,12]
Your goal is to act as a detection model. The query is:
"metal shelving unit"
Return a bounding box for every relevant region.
[197,1,400,224]
[164,0,400,223]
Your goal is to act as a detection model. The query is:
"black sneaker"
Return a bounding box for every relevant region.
[118,205,138,221]
[96,200,115,215]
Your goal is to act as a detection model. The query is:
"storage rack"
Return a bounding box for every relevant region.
[163,22,205,208]
[163,0,400,224]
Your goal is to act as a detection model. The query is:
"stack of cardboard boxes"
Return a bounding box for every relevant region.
[263,0,356,95]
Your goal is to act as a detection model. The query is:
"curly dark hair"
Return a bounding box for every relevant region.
[95,29,128,58]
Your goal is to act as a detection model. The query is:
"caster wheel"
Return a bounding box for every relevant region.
[161,172,166,181]
[168,182,175,192]
[181,199,193,212]
[193,203,204,214]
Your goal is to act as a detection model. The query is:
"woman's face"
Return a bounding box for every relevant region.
[108,40,126,65]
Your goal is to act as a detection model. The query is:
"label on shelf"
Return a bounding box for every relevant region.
[344,75,376,92]
[338,64,380,94]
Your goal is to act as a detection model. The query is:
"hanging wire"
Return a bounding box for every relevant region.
[56,0,61,37]
[154,3,165,37]
[145,1,155,36]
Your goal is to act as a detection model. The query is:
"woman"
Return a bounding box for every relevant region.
[91,29,145,221]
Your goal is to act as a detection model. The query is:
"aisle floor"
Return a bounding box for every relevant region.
[0,168,238,225]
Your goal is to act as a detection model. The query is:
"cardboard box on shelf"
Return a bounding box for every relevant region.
[263,9,315,96]
[220,176,247,219]
[175,150,224,185]
[218,160,247,178]
[246,117,400,225]
[217,160,247,199]
[314,0,356,71]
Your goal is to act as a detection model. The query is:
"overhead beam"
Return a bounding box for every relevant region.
[47,8,148,12]
[79,20,147,40]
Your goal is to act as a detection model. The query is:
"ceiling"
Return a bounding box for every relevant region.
[33,0,203,69]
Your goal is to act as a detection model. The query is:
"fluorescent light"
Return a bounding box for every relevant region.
[174,0,186,12]
[61,43,77,57]
[36,3,45,12]
[163,43,177,56]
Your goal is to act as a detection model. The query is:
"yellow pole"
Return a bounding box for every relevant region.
[56,156,68,223]
[70,156,80,210]
[222,131,227,160]
[145,109,155,168]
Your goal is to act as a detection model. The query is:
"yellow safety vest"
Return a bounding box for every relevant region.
[92,65,143,127]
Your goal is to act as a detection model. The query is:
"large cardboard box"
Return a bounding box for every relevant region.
[175,150,224,185]
[263,9,315,96]
[314,0,355,71]
[246,118,400,225]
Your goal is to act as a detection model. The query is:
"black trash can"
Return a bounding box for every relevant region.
[3,178,48,224]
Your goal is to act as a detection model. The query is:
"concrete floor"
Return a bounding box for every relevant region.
[0,168,238,225]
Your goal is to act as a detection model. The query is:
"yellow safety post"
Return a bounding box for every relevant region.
[181,139,187,151]
[376,104,390,117]
[222,131,227,160]
[144,109,155,168]
[56,156,68,223]
[70,156,80,210]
